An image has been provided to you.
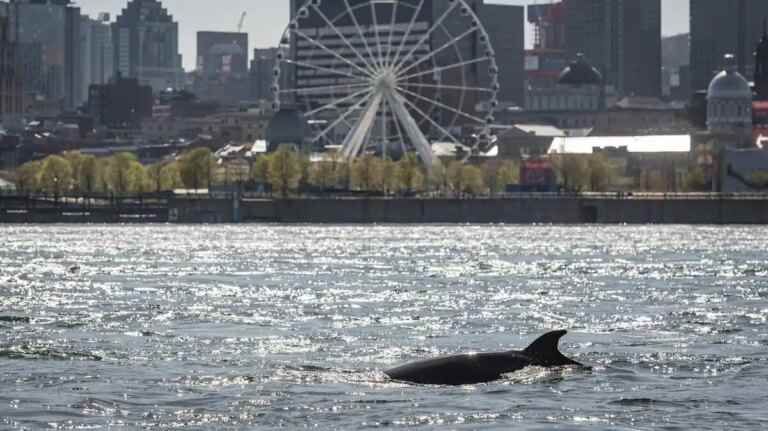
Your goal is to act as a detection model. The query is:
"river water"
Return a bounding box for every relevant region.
[0,225,767,430]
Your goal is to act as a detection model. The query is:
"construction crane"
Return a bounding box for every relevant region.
[237,11,247,33]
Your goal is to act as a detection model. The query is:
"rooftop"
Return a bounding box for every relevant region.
[513,124,566,137]
[548,135,691,154]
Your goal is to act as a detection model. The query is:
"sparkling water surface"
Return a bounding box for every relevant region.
[1,225,767,430]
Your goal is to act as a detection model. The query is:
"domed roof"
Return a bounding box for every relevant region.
[708,56,752,99]
[266,108,307,150]
[558,55,602,86]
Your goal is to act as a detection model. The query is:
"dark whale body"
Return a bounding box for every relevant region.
[385,330,584,385]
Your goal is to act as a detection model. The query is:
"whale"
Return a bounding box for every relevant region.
[385,330,585,385]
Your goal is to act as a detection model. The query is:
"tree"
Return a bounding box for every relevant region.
[460,165,485,195]
[251,154,271,183]
[309,160,338,190]
[496,160,520,192]
[39,155,73,195]
[268,145,302,197]
[107,153,150,194]
[380,158,399,194]
[396,152,424,193]
[684,166,708,192]
[231,161,251,185]
[79,155,99,194]
[160,162,183,191]
[97,157,112,193]
[336,159,352,191]
[129,162,151,193]
[551,154,588,192]
[297,153,312,190]
[147,162,166,192]
[640,169,669,192]
[446,161,466,195]
[586,153,616,192]
[62,151,85,192]
[105,153,139,193]
[351,154,383,191]
[428,161,449,194]
[484,160,519,195]
[749,170,768,188]
[15,161,42,193]
[179,148,214,190]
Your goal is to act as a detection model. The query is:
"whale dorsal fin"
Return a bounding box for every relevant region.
[522,330,582,367]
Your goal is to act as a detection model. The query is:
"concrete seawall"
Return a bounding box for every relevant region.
[3,195,768,224]
[236,197,768,224]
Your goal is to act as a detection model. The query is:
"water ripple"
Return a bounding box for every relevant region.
[1,225,767,429]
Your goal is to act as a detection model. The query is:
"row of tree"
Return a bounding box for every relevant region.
[15,146,639,196]
[15,149,214,195]
[252,147,522,196]
[14,146,524,196]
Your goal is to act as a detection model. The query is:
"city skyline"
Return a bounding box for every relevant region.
[75,0,691,71]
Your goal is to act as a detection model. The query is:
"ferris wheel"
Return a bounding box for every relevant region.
[272,0,500,168]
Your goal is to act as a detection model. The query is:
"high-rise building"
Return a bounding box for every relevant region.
[661,33,690,99]
[690,0,768,94]
[78,13,114,106]
[193,31,250,104]
[0,2,23,125]
[88,75,153,128]
[525,2,569,90]
[251,47,279,102]
[92,13,115,87]
[64,4,80,109]
[529,2,567,51]
[9,0,82,111]
[197,31,249,79]
[479,3,524,105]
[113,0,184,93]
[79,14,92,107]
[564,0,661,97]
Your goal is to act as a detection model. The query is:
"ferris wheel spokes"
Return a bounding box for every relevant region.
[385,97,409,156]
[279,82,370,95]
[341,92,384,159]
[396,26,480,78]
[308,4,379,77]
[283,58,370,82]
[397,56,492,83]
[385,91,435,167]
[290,28,376,79]
[386,0,425,70]
[383,0,400,68]
[400,95,464,148]
[311,93,375,144]
[302,87,373,118]
[368,0,386,71]
[395,85,488,125]
[342,0,382,70]
[391,3,458,73]
[398,82,495,94]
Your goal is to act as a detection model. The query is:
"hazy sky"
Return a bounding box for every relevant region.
[76,0,690,71]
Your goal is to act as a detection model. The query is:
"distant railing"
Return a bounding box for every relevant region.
[0,191,173,207]
[3,189,768,202]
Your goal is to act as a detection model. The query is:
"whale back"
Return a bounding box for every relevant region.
[522,330,583,367]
